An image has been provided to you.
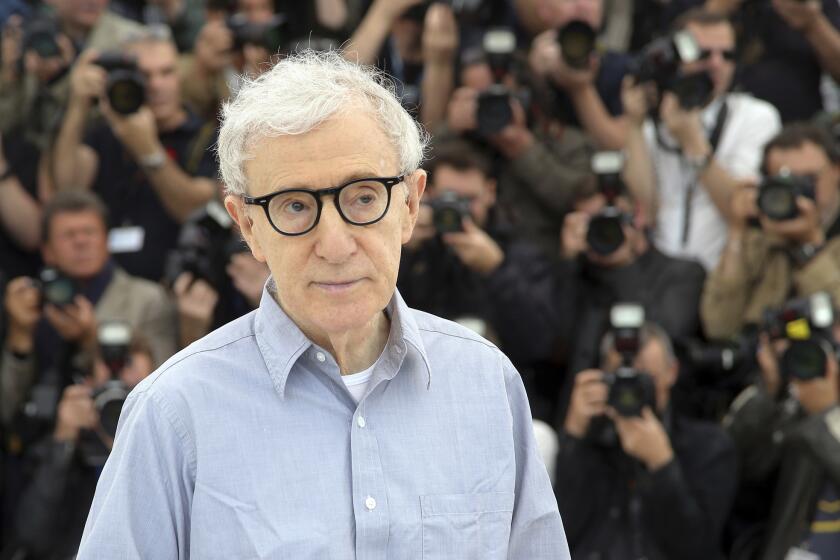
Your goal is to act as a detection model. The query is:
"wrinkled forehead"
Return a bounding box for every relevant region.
[243,108,400,195]
[685,21,735,49]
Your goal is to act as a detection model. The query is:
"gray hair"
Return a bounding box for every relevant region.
[217,50,430,196]
[599,322,678,367]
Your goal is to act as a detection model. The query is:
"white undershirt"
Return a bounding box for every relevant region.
[342,351,384,404]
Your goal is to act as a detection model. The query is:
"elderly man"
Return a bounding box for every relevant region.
[76,51,568,559]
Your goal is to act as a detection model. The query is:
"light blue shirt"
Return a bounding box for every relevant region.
[77,283,569,559]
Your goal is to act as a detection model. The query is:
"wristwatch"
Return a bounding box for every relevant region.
[790,242,824,267]
[684,152,711,174]
[138,150,167,172]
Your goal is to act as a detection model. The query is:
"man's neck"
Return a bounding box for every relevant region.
[317,311,391,376]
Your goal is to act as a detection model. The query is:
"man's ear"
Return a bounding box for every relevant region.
[402,169,427,244]
[225,194,267,263]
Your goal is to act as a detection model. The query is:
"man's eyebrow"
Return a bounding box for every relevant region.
[272,170,390,190]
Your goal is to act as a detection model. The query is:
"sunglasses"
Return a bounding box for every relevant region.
[697,48,737,62]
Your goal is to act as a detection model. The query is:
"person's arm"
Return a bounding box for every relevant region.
[501,354,571,559]
[568,85,629,150]
[803,11,840,82]
[51,51,103,192]
[77,390,195,559]
[621,79,658,222]
[419,4,457,132]
[0,167,41,251]
[343,0,422,65]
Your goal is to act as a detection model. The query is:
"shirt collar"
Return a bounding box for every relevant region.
[254,279,432,398]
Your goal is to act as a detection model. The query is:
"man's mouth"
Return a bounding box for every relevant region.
[312,279,362,293]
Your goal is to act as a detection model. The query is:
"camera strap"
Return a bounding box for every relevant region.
[665,99,729,246]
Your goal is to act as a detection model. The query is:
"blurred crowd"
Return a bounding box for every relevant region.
[2,0,840,558]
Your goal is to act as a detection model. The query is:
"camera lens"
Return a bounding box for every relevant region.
[758,182,797,221]
[782,340,827,381]
[558,21,596,70]
[476,87,514,136]
[107,76,145,115]
[587,214,625,255]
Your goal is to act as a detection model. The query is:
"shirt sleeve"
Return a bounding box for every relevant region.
[77,388,195,560]
[501,353,572,559]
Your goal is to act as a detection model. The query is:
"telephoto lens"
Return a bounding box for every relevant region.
[558,20,596,70]
[757,172,816,221]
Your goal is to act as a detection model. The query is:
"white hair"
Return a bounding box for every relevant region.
[217,50,430,196]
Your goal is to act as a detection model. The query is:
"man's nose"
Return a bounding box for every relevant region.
[313,199,358,263]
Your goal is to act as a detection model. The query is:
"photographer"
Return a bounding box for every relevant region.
[706,0,840,122]
[168,202,269,348]
[0,191,176,427]
[52,28,219,282]
[1,331,154,560]
[555,320,737,560]
[0,3,144,148]
[526,0,632,149]
[398,138,554,366]
[622,8,781,271]
[545,171,706,381]
[443,42,593,258]
[725,293,840,559]
[702,123,840,340]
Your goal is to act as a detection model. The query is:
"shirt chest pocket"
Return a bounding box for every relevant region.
[420,492,515,560]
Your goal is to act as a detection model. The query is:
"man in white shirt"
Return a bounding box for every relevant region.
[623,8,781,271]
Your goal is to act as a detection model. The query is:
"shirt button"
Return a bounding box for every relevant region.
[315,351,326,363]
[364,496,377,511]
[357,416,366,428]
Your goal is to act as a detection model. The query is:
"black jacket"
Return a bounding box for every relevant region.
[398,225,554,367]
[555,413,737,560]
[726,387,840,560]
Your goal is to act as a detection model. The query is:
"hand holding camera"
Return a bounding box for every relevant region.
[446,87,479,134]
[561,211,590,260]
[565,369,609,438]
[226,252,270,308]
[69,49,108,105]
[758,190,824,246]
[53,384,98,443]
[728,182,760,232]
[4,276,41,353]
[43,294,97,347]
[174,272,219,329]
[101,103,162,164]
[607,406,674,471]
[620,76,650,129]
[441,217,504,275]
[659,92,708,156]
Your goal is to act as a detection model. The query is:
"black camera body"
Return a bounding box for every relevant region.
[94,52,146,115]
[669,69,715,110]
[22,17,62,59]
[587,152,630,256]
[757,172,816,222]
[165,201,248,291]
[605,366,657,417]
[476,85,514,136]
[558,20,597,70]
[763,292,837,382]
[629,31,712,109]
[429,191,471,234]
[36,267,76,307]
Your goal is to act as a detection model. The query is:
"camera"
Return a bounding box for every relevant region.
[629,31,700,90]
[164,201,249,291]
[36,267,76,307]
[429,191,471,234]
[94,52,146,115]
[604,304,656,417]
[763,292,837,382]
[669,69,715,110]
[22,17,61,59]
[757,171,816,222]
[226,13,286,52]
[558,20,597,70]
[476,85,514,136]
[586,152,631,256]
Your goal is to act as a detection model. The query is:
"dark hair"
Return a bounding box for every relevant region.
[425,139,494,183]
[761,122,840,175]
[672,8,733,31]
[41,190,109,243]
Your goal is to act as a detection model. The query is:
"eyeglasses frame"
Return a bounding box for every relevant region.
[242,175,405,236]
